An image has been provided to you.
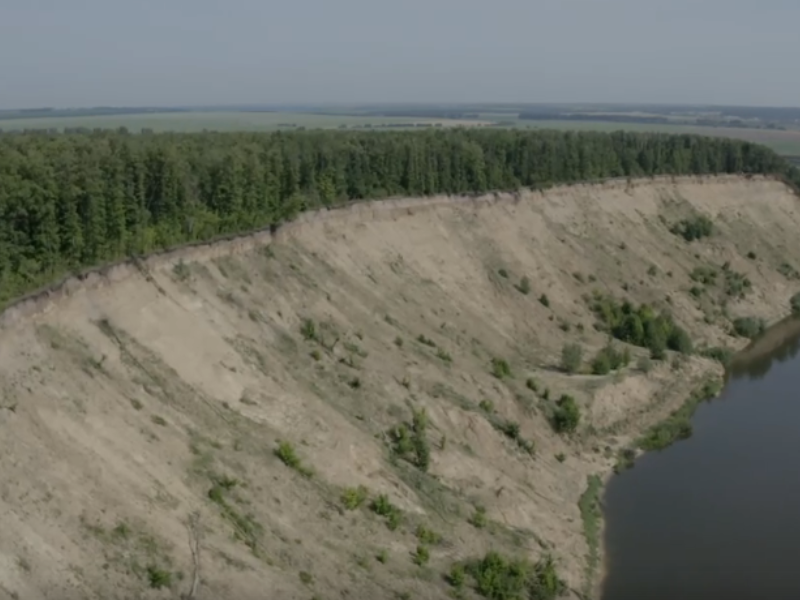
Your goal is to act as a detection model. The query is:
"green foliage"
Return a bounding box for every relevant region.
[417,334,437,347]
[299,571,314,585]
[389,408,430,471]
[491,357,512,379]
[670,214,713,242]
[479,399,495,413]
[637,379,722,451]
[448,564,467,588]
[732,316,766,339]
[370,494,402,530]
[578,475,603,589]
[464,551,566,600]
[412,544,430,566]
[469,505,488,529]
[591,343,631,375]
[792,292,800,315]
[699,346,734,365]
[525,377,539,392]
[590,292,693,356]
[300,318,317,341]
[0,129,793,310]
[552,395,580,434]
[560,343,584,374]
[146,565,172,589]
[436,347,453,363]
[341,485,369,510]
[498,268,509,279]
[415,524,442,545]
[275,441,313,477]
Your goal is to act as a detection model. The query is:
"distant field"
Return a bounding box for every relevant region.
[0,111,491,133]
[3,110,800,156]
[504,119,800,155]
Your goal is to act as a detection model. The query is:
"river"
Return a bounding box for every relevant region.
[601,318,800,600]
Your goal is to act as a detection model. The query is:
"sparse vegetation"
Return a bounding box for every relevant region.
[792,292,800,315]
[578,475,603,591]
[389,409,430,471]
[415,524,442,545]
[417,334,437,347]
[670,214,713,242]
[491,357,512,379]
[469,505,488,529]
[370,494,402,531]
[275,441,313,478]
[590,292,693,356]
[146,565,172,589]
[560,343,584,374]
[732,316,766,340]
[552,395,580,434]
[591,343,631,375]
[341,485,369,510]
[637,379,722,451]
[699,346,734,365]
[538,294,550,308]
[300,318,317,341]
[463,550,565,600]
[412,544,430,566]
[516,276,531,295]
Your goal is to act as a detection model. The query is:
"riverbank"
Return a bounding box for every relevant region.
[1,176,799,599]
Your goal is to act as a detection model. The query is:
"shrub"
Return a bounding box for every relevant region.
[732,316,766,340]
[464,551,565,600]
[590,292,693,355]
[670,214,713,242]
[591,343,630,375]
[417,334,437,347]
[525,377,539,392]
[491,357,512,379]
[552,395,580,434]
[699,346,734,365]
[341,485,369,510]
[300,318,317,341]
[412,545,430,566]
[516,276,531,295]
[448,564,466,588]
[538,294,550,308]
[275,441,313,477]
[560,343,583,374]
[791,292,800,315]
[498,268,509,279]
[469,505,488,529]
[389,409,430,471]
[415,525,442,545]
[146,565,172,590]
[370,494,402,530]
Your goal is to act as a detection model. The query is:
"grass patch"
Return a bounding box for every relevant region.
[275,441,314,478]
[341,485,369,510]
[637,379,722,451]
[578,474,603,594]
[491,357,512,379]
[370,494,402,531]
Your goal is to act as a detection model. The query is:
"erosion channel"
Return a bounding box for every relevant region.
[602,317,800,600]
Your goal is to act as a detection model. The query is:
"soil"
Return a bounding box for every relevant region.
[0,175,798,600]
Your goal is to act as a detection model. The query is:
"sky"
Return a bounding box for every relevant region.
[1,0,798,109]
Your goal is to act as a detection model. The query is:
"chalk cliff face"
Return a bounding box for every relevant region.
[0,175,797,600]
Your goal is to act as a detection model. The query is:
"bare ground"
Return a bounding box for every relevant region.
[0,175,799,600]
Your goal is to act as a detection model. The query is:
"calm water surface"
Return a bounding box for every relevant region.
[602,321,800,600]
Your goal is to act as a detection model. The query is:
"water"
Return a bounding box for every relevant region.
[601,319,800,600]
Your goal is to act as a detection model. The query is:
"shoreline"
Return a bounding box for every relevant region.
[590,314,797,599]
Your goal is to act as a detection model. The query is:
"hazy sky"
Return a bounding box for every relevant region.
[1,0,798,109]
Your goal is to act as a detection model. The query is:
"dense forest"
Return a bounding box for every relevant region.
[1,128,798,307]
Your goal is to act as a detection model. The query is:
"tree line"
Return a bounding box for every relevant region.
[1,128,797,307]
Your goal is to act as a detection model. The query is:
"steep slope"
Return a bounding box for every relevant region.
[1,175,798,600]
